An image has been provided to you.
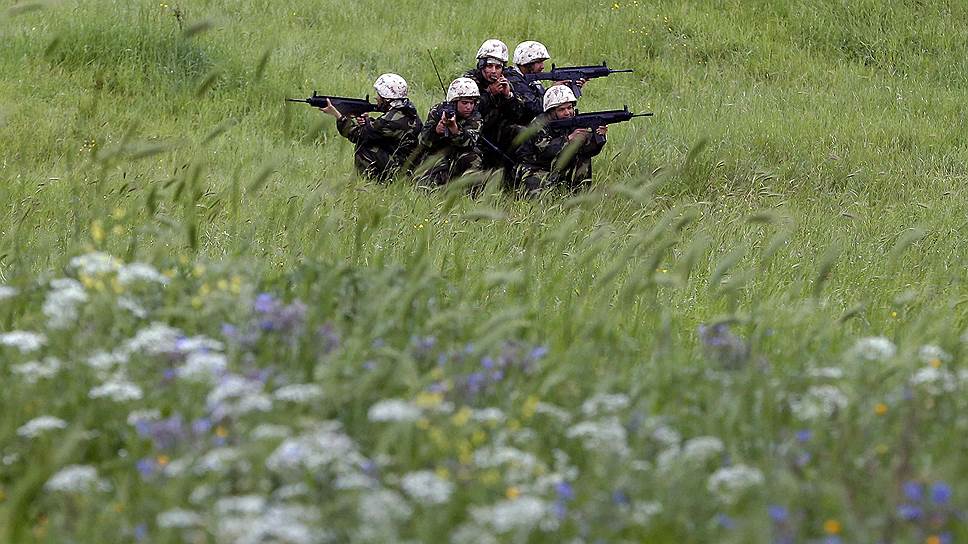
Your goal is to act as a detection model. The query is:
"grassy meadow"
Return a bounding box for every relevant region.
[1,0,967,542]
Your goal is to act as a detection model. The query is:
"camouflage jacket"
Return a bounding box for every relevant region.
[515,112,606,170]
[336,100,422,159]
[416,102,482,155]
[462,69,529,132]
[505,67,546,122]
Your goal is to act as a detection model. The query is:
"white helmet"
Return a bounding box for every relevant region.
[513,41,550,66]
[476,39,509,64]
[373,73,408,99]
[446,77,481,102]
[543,85,577,112]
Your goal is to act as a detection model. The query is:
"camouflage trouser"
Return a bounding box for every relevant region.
[416,149,483,188]
[354,146,400,182]
[512,159,593,196]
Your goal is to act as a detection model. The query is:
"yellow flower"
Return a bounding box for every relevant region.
[823,519,841,535]
[113,502,125,513]
[91,220,105,243]
[927,536,942,544]
[451,407,472,427]
[435,466,451,480]
[215,426,229,438]
[471,429,487,445]
[874,403,888,416]
[521,395,539,419]
[191,296,203,309]
[458,442,473,465]
[506,486,520,500]
[216,279,229,291]
[890,311,898,318]
[415,391,443,409]
[929,358,942,369]
[111,207,125,220]
[193,264,207,277]
[156,454,170,466]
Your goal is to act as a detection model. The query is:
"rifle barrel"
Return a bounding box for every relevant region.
[286,98,309,103]
[611,69,634,73]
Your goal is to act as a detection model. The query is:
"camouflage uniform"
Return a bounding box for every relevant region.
[462,69,529,169]
[413,102,483,187]
[505,66,546,123]
[336,99,422,181]
[513,112,606,195]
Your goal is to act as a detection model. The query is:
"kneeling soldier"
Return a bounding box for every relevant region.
[318,73,422,181]
[414,77,483,188]
[513,85,607,195]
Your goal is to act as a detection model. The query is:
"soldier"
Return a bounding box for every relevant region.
[513,85,607,195]
[507,41,587,123]
[462,39,527,170]
[413,77,483,188]
[318,73,422,181]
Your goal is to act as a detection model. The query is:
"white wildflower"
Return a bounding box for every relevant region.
[266,422,364,475]
[471,496,548,533]
[70,252,121,275]
[400,470,454,505]
[86,350,127,371]
[707,464,764,504]
[273,483,310,501]
[451,524,499,544]
[163,457,192,478]
[581,393,630,417]
[631,501,663,525]
[215,495,266,516]
[850,336,896,361]
[251,424,291,440]
[43,278,88,329]
[681,436,725,464]
[359,489,412,525]
[127,409,161,426]
[12,357,61,383]
[790,385,848,420]
[534,402,572,424]
[0,330,47,353]
[651,424,681,448]
[334,472,374,490]
[656,446,680,472]
[194,447,246,474]
[216,504,326,544]
[207,375,272,418]
[157,508,203,529]
[474,446,542,483]
[472,407,506,423]
[117,296,148,318]
[566,417,630,456]
[910,366,957,395]
[89,379,143,402]
[118,262,169,285]
[274,384,324,403]
[124,322,182,356]
[807,367,844,379]
[0,285,17,300]
[367,399,421,422]
[918,344,952,364]
[179,351,228,382]
[17,416,68,438]
[45,464,110,493]
[175,335,224,354]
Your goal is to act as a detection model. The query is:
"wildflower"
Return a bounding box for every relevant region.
[580,393,630,417]
[117,296,148,318]
[472,407,506,424]
[631,501,662,525]
[45,465,110,492]
[89,379,143,402]
[850,336,896,361]
[903,481,924,501]
[265,422,363,475]
[651,424,681,447]
[87,350,127,371]
[790,385,848,420]
[931,481,952,505]
[795,429,812,442]
[807,367,845,379]
[768,505,789,523]
[70,252,121,275]
[16,416,68,438]
[400,470,454,505]
[12,357,62,383]
[118,262,169,285]
[823,519,842,534]
[897,503,923,521]
[566,417,630,456]
[0,285,17,300]
[918,345,951,365]
[179,351,228,382]
[707,464,765,504]
[124,322,182,356]
[874,403,888,415]
[207,375,272,419]
[910,366,956,395]
[43,279,87,329]
[157,508,202,528]
[471,496,548,533]
[273,383,324,403]
[0,331,47,353]
[358,489,413,525]
[681,436,725,464]
[368,399,421,422]
[716,513,736,529]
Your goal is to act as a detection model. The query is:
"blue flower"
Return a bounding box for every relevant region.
[795,429,812,443]
[903,481,924,502]
[136,458,156,478]
[555,481,575,501]
[254,293,276,313]
[897,503,923,521]
[931,482,952,505]
[716,513,736,529]
[529,346,549,360]
[768,504,789,523]
[481,357,495,369]
[612,489,630,506]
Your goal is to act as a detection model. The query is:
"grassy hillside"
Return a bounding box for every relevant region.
[1,1,966,542]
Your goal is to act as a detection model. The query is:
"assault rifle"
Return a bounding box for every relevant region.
[523,61,633,97]
[542,106,652,131]
[286,92,379,117]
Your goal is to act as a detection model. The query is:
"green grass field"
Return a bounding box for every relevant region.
[1,0,967,542]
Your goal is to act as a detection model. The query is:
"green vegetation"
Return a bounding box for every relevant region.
[1,0,966,542]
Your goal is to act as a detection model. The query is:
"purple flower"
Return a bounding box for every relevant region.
[903,481,924,502]
[768,505,789,523]
[795,429,812,443]
[136,458,156,478]
[134,523,147,541]
[221,323,238,339]
[897,503,923,521]
[824,537,842,544]
[931,482,952,505]
[363,361,377,371]
[192,418,212,436]
[466,372,486,393]
[529,346,549,360]
[481,357,495,370]
[555,481,575,501]
[795,452,811,467]
[611,489,630,505]
[254,293,276,314]
[552,500,568,520]
[491,370,504,381]
[716,513,736,529]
